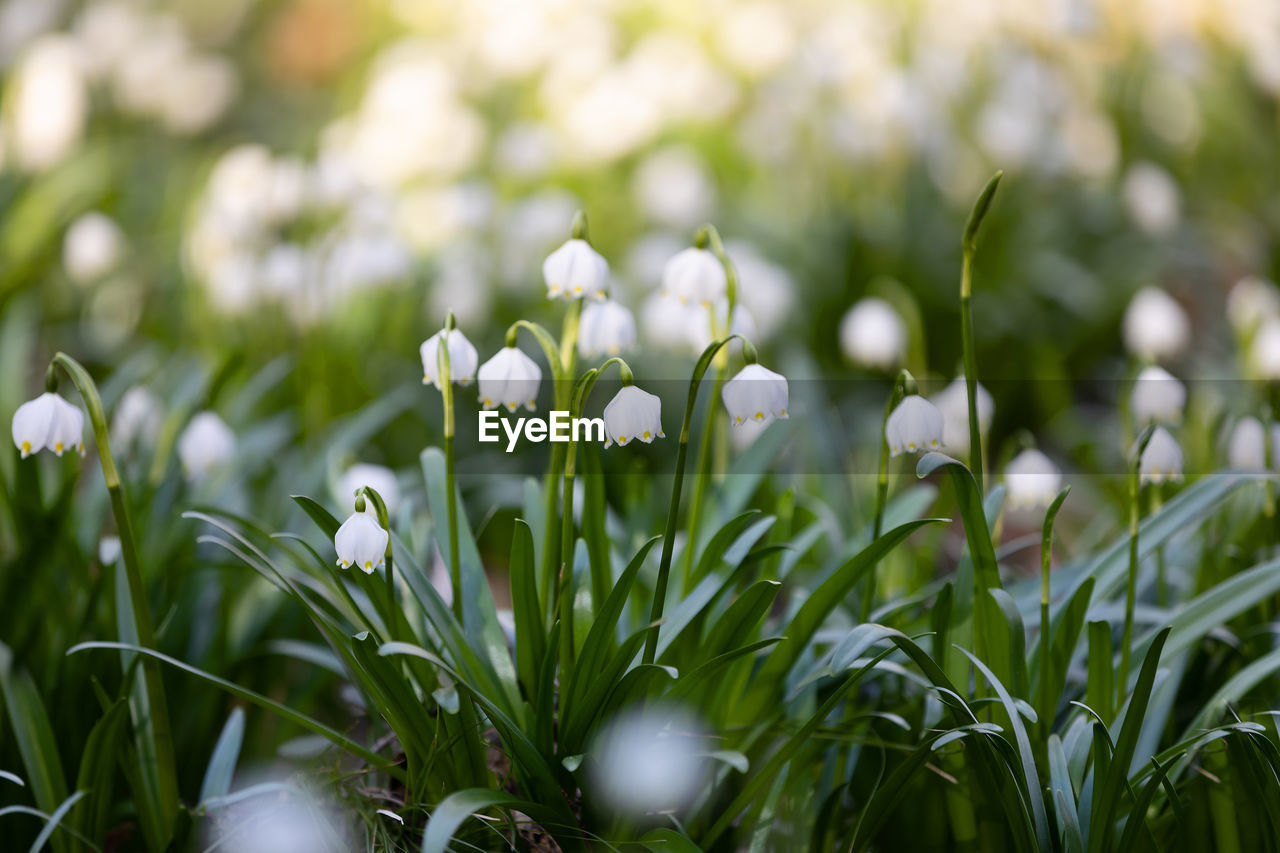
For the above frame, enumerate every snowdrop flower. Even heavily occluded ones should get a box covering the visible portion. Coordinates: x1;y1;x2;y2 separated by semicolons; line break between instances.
603;385;663;447
1122;286;1189;363
885;395;943;457
1130;366;1186;425
338;464;400;515
1226;417;1280;472
9;36;88;172
1249;318;1280;380
11;392;84;458
1004;449;1062;509
478;347;542;412
177;411;235;481
578;300;637;358
1227;275;1280;336
1137;426;1183;486
419;328;478;389
839;298;906;370
334;505;388;574
590;708;708;816
640;291;701;349
722;363;788;426
932;379;993;456
662;247;726;306
111;386;163;449
542;238;609;301
63;212;126;285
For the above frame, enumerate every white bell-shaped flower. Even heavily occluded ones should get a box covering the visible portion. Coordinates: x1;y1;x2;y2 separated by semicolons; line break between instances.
63;212;125;285
177;411;235;481
334;507;389;574
662;247;727;306
338;463;401;515
603;385;664;447
1227;417;1266;471
931;379;993;456
420;328;478;389
578;300;637;358
1130;366;1186;425
722;363;789;426
885;395;943;457
1226;275;1280;336
542;238;609;301
1004;449;1062;509
1249;318;1280;380
111;386;163;449
11;392;84;458
590;708;708;817
1137;426;1183;486
640;291;700;349
1122;286;1189;363
839;298;906;370
478;347;542;412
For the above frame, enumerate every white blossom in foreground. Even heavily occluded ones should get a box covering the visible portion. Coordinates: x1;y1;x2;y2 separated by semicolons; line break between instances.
1137;426;1183;486
111;386;163;449
542;238;609;300
334;507;388;574
885;395;943;457
1250;319;1280;380
1227;275;1280;336
578;300;637;358
11;392;84;458
839;298;906;370
932;379;993;457
1004;449;1062;509
1123;286;1189;363
177;411;235;481
1226;417;1280;472
477;347;542;412
603;385;664;447
662;247;726;306
722;364;788;426
339;464;401;515
64;212;126;285
419;328;478;389
590;708;708;816
1130;366;1186;425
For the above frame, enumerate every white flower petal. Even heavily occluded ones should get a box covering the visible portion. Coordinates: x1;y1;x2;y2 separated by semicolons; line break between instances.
543;238;609;301
885;395;944;457
662;247;726;306
722;363;788;426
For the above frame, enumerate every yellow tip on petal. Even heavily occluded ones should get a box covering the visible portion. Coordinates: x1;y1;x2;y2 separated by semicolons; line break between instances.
619;436;628;444
573;286;583;293
21;441;31;456
754;412;764;421
483;398;492;408
643;431;651;440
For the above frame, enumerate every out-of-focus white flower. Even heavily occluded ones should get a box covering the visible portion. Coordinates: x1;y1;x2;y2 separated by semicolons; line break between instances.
590;708;708;816
493;122;557;178
11;392;84;458
156;54;237;136
717;2;795;77
1130;366;1186;425
723;364;789;426
603;385;663;447
335;507;388;573
203;782;346;853
640;291;701;349
1122;162;1180;236
729;416;773;451
1122;286;1189;363
64;213;126;285
626;232;685;289
579;300;637;358
542;238;609;301
1225;416;1280;471
1004;449;1062;509
177;411;235;481
1227;275;1280;336
1250;318;1280;380
932;379;993;457
726;241;794;341
1137;426;1183;486
632;146;715;229
662;247;726;306
839;298;906;370
98;535;121;566
8;35;88;172
111;386;162;449
420;328;479;389
73;1;146;79
886;395;943;457
478;347;542;412
259;244;309;298
338;464;400;515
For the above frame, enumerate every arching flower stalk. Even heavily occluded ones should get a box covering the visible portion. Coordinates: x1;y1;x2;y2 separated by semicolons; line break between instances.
959;171;1002;495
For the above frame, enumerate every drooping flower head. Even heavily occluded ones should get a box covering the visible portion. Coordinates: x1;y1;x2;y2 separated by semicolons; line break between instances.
839;297;906;370
1137;426;1183;486
1122;286;1188;363
1130;366;1186;425
578;300;637;358
478;346;542;412
12;392;84;458
177;411;235;481
603;385;663;447
334;503;389;574
420;328;478;389
722;363;788;426
662;246;727;306
885;395;943;457
1226;416;1280;472
932;378;993;457
1004;449;1062;509
542;238;609;301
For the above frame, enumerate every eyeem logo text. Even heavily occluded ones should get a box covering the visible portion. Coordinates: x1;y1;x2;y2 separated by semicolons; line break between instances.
479;410;605;453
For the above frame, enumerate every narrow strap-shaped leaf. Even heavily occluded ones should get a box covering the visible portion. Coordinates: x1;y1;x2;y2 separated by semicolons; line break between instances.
421;788;558;853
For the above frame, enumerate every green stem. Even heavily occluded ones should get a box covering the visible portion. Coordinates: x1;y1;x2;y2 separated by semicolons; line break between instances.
1120;426;1153;710
1038;487;1070;752
437;327;461;620
865;372;912;622
959;172;1002;497
51;353;179;846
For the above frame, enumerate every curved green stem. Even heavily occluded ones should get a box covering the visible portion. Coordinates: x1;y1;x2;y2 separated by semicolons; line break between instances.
1120;425;1155;710
1038;486;1070;747
51;352;179;849
960;171;1002;497
863;371;911;622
